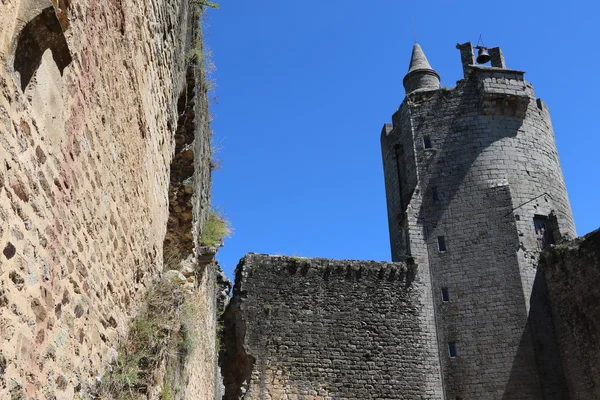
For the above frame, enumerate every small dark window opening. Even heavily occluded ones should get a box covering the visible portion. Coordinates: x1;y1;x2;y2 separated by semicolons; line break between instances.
533;216;554;250
403;228;411;255
438;236;446;252
448;342;457;358
432;187;439;202
442;287;449;302
423;136;432;149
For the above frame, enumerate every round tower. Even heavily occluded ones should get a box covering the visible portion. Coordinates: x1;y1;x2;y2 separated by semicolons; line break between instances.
403;43;440;94
381;41;575;399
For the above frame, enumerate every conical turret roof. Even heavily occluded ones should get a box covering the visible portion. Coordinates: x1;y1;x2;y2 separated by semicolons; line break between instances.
403;43;440;94
407;43;434;73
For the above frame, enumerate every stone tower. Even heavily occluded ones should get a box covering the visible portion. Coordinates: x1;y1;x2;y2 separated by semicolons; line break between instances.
381;42;576;399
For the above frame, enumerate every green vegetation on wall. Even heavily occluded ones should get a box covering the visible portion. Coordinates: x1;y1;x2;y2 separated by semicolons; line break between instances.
200;210;231;247
98;281;189;399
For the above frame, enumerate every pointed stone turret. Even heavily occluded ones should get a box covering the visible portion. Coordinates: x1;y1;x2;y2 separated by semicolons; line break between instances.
403;44;440;94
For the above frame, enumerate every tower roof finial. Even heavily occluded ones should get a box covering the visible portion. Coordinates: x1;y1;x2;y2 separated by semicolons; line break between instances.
403;44;440;94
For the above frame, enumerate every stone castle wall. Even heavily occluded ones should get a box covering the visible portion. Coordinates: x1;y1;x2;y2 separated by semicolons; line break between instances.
220;254;444;400
540;229;600;399
0;1;217;398
380;52;574;398
2;5;596;398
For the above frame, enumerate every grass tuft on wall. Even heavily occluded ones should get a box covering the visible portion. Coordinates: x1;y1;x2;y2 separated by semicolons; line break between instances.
200;211;231;247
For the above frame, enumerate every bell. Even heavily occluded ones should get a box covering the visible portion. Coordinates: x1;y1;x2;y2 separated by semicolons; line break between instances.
476;47;491;64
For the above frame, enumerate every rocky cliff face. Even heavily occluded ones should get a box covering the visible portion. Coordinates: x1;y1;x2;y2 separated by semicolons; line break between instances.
0;1;219;398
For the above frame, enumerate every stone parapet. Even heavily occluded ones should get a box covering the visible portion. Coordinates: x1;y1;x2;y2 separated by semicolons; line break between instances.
220;254;443;400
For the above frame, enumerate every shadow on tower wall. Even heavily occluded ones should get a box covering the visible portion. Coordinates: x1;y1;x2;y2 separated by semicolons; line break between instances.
503;269;569;399
14;7;72;91
401;73;568;397
410;76;522;234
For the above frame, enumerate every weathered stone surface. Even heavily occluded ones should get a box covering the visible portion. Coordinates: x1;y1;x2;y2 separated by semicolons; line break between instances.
164;270;188;285
403;44;440;94
540;229;600;399
0;1;218;398
221;254;443;400
381;42;575;399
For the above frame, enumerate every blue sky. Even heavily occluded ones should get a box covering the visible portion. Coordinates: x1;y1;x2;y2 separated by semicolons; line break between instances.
204;0;600;278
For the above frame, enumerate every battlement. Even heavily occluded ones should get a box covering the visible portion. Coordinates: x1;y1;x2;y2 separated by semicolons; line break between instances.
220;253;442;399
240;253;417;286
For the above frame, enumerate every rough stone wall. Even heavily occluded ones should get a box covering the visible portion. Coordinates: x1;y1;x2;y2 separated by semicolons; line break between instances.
179;256;221;400
381;50;574;399
0;1;217;398
220;254;444;400
540;229;600;400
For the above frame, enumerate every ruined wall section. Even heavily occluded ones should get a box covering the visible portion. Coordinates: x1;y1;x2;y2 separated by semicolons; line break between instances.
540;229;600;400
162;21;218;399
0;1;217;398
220;254;444;400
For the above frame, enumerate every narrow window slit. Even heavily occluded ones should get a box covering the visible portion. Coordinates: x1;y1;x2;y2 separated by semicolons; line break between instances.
442;287;449;302
424;136;432;149
438;236;446;252
448;342;457;358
